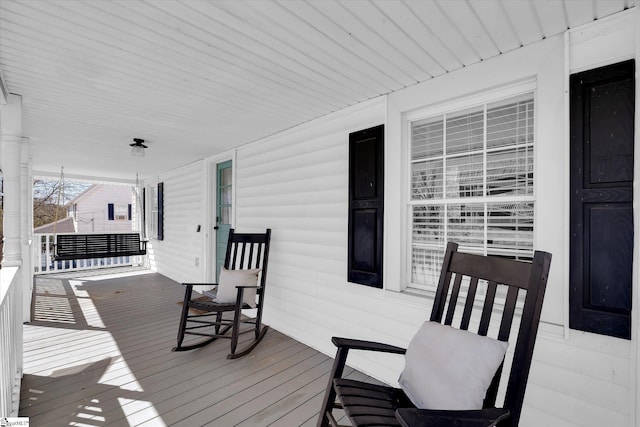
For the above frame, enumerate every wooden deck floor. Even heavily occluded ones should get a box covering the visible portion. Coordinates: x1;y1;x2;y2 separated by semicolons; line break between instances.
20;268;367;426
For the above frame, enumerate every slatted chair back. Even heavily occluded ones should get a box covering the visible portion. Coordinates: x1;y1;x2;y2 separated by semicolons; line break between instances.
430;241;551;425
224;228;271;312
225;230;269;271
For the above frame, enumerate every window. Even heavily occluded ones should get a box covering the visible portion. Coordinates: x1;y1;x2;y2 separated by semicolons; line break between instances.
109;203;130;221
115;204;128;221
147;183;164;240
409;91;535;290
148;186;158;239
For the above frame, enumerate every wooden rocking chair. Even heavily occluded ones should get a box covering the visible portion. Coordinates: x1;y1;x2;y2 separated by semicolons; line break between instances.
317;242;552;427
173;228;271;359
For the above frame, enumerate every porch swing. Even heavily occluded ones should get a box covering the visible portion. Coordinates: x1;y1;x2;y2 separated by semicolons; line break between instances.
51;168;147;261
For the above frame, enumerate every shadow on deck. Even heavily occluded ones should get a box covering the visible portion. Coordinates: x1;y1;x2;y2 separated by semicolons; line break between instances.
20;268;369;426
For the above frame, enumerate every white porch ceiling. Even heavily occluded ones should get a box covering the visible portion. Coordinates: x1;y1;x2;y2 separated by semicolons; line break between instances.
0;0;635;181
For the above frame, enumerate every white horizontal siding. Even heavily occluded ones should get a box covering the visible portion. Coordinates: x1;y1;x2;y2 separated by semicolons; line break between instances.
234;98;429;382
73;184;134;233
146;161;205;284
523;333;633;426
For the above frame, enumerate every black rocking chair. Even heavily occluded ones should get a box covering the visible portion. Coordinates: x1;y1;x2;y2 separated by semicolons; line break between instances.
317;242;552;427
173;228;271;359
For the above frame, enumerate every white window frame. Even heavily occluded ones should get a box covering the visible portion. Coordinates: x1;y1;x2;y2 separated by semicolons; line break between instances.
404;82;537;292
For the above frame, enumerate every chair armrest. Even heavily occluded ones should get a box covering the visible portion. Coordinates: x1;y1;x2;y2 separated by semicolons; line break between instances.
235;285;260;289
395;408;510;427
181;283;219;287
331;337;406;355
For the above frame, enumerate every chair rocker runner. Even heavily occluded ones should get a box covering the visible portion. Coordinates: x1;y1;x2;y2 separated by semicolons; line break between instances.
173;228;271;359
317;242;552;427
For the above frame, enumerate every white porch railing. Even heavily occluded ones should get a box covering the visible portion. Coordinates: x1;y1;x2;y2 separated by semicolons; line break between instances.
33;233;148;275
1;266;22;417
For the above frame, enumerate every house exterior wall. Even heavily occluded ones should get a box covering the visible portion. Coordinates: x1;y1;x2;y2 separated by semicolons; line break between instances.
71;184;134;233
234;97;414;384
146;10;638;426
145;160;206;284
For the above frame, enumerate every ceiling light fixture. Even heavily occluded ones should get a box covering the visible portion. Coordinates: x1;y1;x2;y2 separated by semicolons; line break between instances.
130;138;147;157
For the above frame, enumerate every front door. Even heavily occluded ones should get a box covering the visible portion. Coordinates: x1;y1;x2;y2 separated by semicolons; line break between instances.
215;160;232;281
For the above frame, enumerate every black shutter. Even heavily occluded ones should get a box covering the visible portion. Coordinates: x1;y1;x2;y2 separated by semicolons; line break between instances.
142;187;146;239
157;182;164;241
569;60;635;339
107;203;114;221
348;125;384;288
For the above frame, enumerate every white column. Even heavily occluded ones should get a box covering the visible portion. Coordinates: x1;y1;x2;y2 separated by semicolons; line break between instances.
1;95;30;322
1;94;26;269
1;141;25;268
634;7;640;427
20;146;32;323
0;93;26;377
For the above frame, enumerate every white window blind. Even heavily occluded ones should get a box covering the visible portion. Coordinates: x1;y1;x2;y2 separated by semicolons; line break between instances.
410;92;534;290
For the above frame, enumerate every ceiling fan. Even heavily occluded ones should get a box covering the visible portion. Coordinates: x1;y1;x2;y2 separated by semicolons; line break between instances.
130;138;147;157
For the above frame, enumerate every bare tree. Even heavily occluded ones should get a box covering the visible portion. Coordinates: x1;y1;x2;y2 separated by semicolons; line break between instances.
33;179;90;228
0;176;88;266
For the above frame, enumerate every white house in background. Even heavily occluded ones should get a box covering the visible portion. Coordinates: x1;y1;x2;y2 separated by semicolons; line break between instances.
66;184;134;233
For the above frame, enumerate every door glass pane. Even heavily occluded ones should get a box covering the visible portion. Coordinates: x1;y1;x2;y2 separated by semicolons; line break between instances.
221;206;231;224
221;187;232;205
221;167;232;186
216;160;233;282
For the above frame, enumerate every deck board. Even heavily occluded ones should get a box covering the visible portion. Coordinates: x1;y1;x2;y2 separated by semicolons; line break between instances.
19;268;363;426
